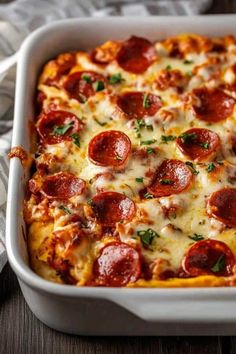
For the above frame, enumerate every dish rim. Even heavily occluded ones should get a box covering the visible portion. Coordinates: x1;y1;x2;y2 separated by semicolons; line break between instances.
6;15;236;300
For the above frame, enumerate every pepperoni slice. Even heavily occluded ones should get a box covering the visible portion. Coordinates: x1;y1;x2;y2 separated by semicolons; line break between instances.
93;242;141;286
116;36;156;74
183;240;235;277
91;192;136;227
176;128;221;162
207;188;236;227
117;92;162;119
192;87;235;122
37;110;84;145
41;172;85;199
147;159;193;197
63;71;106;103
88;130;131;169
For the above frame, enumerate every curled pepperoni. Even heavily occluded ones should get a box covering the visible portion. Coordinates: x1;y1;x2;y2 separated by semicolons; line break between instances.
63;71;106;103
93;242;141;286
176;128;220;162
183;240;235;277
192;87;235;122
147;159;193;197
91;192;136;227
207;188;236;227
116;36;156;74
117;92;162;119
41;172;85;199
88;130;131;169
37;110;84;145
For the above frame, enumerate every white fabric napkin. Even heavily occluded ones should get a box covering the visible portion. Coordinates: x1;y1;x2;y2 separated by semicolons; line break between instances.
0;0;212;272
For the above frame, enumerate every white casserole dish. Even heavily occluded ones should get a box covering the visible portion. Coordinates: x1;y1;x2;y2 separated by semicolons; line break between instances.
6;15;236;335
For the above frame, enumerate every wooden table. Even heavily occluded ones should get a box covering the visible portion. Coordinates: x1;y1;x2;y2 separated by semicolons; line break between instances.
1;1;236;353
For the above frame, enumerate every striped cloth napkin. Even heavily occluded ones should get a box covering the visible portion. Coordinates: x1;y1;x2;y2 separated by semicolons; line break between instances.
0;0;212;272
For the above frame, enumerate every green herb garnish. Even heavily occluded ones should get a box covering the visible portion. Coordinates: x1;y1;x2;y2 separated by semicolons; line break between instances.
70;133;80;147
206;162;215;173
109;73;123;85
185;161;199;175
82;74;92;83
136;177;144;183
134;119;154;138
165;65;172;70
59;205;72;214
211;254;225;273
160;179;173;185
134;119;146;138
140;139;156;146
124;183;135;196
184;60;193;65
199;142;210;149
115;154;123;161
144;192;153;199
146;147;155;154
53;122;74;136
137;228;159;246
78;93;87;103
161;135;176;144
87;198;93;206
179;132;197;144
94;118;107;126
94;80;105;92
188;234;205;242
143;93;151;109
147;124;153;131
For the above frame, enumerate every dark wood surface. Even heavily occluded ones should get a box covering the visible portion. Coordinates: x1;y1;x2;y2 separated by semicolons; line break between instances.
1;0;236;353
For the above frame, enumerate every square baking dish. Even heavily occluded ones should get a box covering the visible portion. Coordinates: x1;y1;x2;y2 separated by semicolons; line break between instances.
6;15;236;336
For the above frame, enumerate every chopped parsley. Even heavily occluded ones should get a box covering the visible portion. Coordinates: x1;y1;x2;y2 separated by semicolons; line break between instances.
140;139;156;146
144;192;153;199
87;198;93;206
53;121;74;136
94;80;105;92
137;228;159;246
78;93;87;103
59;205;72;214
188;234;205;242
147;124;154;131
199;142;210;149
165;64;172;70
134;119;146;138
82;74;92;83
179;132;197;144
146;147;155;154
143;93;151;109
160;179;173;185
124;183;135;196
206;162;215;173
115;153;123;161
184;60;193;65
70;133;80;147
185;161;199;175
134;119;153;138
136;177;144;183
211;254;225;273
94;118;107;126
109;73;123;85
161;135;176;144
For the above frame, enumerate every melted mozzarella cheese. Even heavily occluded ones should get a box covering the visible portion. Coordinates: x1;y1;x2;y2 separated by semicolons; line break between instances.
27;34;236;286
